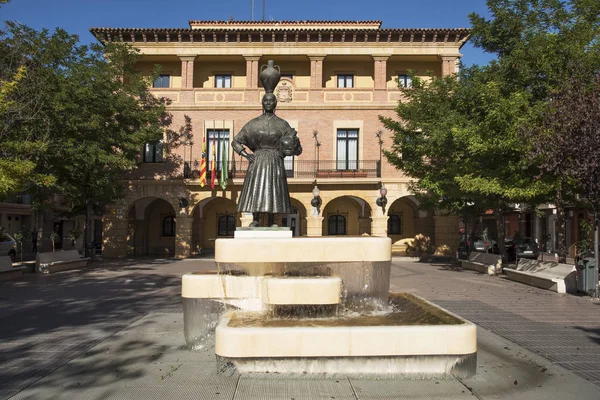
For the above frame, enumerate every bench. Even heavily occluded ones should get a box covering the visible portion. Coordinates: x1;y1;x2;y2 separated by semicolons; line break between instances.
461;252;502;276
503;259;576;294
0;256;26;280
36;250;90;274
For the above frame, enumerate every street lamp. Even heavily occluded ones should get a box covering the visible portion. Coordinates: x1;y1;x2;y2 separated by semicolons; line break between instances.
376;183;388;212
311;185;322;211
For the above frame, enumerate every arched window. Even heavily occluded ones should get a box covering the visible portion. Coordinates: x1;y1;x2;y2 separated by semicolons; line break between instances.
388;213;402;235
217;215;236;237
328;215;346;235
162;216;176;237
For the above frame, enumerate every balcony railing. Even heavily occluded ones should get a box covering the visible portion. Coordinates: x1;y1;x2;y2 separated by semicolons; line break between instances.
184;160;381;180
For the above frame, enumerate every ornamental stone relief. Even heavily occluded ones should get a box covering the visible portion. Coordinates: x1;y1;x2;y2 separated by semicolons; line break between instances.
275;81;293;103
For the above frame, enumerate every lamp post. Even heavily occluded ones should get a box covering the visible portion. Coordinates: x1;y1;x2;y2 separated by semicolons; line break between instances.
312;130;321;176
376;183;388;212
376;130;383;178
311;185;322;213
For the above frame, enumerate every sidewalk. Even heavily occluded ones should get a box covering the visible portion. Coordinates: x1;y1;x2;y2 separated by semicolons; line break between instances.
1;257;599;399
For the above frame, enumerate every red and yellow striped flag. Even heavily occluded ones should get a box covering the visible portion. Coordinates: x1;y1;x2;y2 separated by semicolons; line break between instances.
199;135;207;187
210;137;216;190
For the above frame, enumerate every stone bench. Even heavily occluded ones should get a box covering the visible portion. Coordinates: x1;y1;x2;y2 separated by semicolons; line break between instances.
504;259;576;294
461;252;502;276
0;256;26;280
36;250;90;274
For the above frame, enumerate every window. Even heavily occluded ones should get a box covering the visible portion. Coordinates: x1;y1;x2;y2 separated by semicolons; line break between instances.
143;142;163;163
162;216;175;237
328;215;347;235
336;129;358;170
217;215;236;237
337;74;354;88
207;129;230;171
215;75;232;88
397;74;412;88
284;155;294;177
153;75;170;88
388;213;403;235
280;73;294;80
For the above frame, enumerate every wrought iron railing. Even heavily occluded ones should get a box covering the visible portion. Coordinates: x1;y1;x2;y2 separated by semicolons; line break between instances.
183;159;381;180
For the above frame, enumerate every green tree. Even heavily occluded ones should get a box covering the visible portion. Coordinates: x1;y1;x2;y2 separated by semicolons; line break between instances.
0;23;191;253
381;68;549;260
469;0;600;261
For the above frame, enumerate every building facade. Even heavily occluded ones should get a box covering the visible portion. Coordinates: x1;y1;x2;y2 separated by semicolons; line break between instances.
90;20;470;258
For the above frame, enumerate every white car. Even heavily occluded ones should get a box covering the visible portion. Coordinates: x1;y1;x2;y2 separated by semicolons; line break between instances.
0;232;17;262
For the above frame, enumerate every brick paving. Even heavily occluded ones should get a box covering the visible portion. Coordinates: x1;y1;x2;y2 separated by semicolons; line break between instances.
1;256;600;398
391;258;600;386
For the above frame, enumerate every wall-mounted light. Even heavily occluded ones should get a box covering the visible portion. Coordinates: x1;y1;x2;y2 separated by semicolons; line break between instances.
179;197;189;208
311;185;322;211
376;183;388;211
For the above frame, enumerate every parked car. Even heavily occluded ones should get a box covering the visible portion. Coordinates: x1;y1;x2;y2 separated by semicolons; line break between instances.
0;232;17;262
515;237;539;260
474;236;496;253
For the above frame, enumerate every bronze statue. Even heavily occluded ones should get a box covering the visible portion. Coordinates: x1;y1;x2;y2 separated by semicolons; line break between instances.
231;60;302;227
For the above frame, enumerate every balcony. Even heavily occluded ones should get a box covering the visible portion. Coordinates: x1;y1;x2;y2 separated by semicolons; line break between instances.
184;160;381;181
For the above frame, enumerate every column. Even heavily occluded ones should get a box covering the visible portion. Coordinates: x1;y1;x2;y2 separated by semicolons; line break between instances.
439;56;458;76
359;217;372;235
373;55;389;89
134;219;146;256
433;215;461;256
175;215;193;259
306;216;323;237
244;56;261;89
102;211;129;258
179;56;196;88
308;56;325;89
371;216;389;237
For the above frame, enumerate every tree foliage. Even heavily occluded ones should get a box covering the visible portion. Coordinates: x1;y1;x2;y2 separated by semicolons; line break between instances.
0;22;188;214
382;0;600;260
535;70;600;205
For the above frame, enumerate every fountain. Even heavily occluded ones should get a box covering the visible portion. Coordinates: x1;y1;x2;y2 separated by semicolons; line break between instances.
181;60;476;378
182;229;476;378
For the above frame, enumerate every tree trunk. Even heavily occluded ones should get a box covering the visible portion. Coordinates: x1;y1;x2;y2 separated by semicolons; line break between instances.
85;201;92;258
555;190;567;263
495;206;506;262
594;202;599;298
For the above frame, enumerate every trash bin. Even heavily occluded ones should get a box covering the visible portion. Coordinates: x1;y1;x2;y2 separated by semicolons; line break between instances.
576;257;596;294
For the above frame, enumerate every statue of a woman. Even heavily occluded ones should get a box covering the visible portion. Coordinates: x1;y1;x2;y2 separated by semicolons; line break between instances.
231;61;302;227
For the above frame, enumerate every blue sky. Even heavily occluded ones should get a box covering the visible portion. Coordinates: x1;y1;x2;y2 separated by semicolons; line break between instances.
1;0;495;66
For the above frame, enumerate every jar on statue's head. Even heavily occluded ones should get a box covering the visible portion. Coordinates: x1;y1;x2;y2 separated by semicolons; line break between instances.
260;60;281;94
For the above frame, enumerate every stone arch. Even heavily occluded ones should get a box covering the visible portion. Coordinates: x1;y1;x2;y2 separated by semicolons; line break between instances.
284;197;308;236
321;195;370;236
386;195;435;244
191;196;239;252
127;197;177;257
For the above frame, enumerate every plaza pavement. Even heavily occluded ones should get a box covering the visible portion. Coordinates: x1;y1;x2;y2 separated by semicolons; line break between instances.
1;256;600;399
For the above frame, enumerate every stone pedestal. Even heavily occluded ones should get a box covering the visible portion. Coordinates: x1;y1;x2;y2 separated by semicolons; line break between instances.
371;215;389;237
306;216;323;237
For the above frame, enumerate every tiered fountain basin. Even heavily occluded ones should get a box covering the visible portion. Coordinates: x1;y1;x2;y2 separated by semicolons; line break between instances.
215;293;476;377
182;234;477;378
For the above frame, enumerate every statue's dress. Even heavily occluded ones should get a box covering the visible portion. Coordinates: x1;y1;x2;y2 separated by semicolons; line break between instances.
231;113;301;213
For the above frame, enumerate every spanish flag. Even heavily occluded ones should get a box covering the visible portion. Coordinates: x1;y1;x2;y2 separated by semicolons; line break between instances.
210;137;216;190
199;135;207;187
